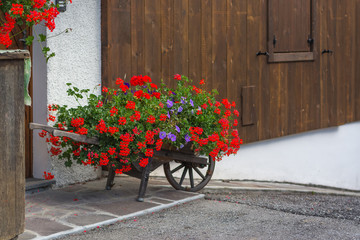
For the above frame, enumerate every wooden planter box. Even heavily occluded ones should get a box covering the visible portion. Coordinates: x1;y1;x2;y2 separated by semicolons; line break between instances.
0;50;30;240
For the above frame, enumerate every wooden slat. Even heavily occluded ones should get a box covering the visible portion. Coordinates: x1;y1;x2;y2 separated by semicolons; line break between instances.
106;0;132;86
270;52;314;62
335;1;346;125
246;0;262;142
0;58;25;239
344;0;356;123
25;85;33;178
287;62;301;134
201;0;212;90
212;0;227;98
188;0;202;82
241;86;256;126
0;50;30;59
101;0;111;86
29;123;100;145
173;0;189;78
154;150;208;165
303;0;321;132
160;0;174;84
131;0;145;76
226;0;247;136
53;130;99;145
356;0;360;121
144;0;162;83
319;0;329;128
269;63;289;138
320;0;338;128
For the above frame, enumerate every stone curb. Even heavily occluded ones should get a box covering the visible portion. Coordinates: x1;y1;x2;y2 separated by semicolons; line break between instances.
149;183;360;197
200;186;360;197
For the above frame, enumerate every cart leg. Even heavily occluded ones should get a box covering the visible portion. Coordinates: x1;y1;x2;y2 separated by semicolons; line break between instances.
106;167;116;190
137;157;153;202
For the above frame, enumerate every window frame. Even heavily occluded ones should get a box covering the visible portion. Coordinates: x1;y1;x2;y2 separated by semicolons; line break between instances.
267;0;317;63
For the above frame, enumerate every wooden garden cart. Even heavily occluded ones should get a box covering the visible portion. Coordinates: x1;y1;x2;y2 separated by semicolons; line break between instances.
30;123;215;201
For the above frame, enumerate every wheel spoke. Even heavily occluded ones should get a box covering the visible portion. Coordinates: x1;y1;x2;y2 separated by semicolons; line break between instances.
171;164;184;174
193;167;206;180
179;167;188;186
189;168;194;188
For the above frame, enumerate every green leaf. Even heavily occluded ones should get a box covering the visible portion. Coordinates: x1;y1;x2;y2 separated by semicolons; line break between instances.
39;34;47;42
25;36;34;46
42;47;50;55
46;52;56;62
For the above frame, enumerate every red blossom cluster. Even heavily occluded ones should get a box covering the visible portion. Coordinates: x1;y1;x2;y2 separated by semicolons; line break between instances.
43;171;54;180
115;165;131;174
139;158;149;167
0;1;66;48
187;96;242;160
130;75;152;86
147;115;156;124
96;119;107;133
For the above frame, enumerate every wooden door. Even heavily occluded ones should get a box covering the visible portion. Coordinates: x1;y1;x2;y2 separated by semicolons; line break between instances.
0;11;33;178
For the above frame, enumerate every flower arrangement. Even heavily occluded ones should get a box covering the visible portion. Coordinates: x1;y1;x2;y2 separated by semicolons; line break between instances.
0;0;72;59
40;75;242;175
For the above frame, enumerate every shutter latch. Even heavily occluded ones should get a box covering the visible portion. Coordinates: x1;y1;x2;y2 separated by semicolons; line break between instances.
307;36;314;45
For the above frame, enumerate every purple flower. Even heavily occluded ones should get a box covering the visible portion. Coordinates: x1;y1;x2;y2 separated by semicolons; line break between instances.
124;83;130;88
180;144;184;149
167;132;177;142
181;97;186;104
175;125;180;133
167;111;171;119
159;131;167;139
178;106;183;113
185;134;191;143
170;134;176;142
190;99;194;107
167;100;174;108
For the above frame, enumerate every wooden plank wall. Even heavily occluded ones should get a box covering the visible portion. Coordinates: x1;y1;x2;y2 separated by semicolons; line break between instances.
0;54;27;240
0;11;33;178
102;0;360;144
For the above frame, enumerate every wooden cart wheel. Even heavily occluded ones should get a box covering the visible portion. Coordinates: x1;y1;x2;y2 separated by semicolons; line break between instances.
163;156;215;192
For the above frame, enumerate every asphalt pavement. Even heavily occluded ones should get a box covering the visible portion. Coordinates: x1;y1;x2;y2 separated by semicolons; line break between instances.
20;176;360;240
56;190;360;240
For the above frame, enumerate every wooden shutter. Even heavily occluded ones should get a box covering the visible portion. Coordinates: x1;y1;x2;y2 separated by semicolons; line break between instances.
268;0;315;62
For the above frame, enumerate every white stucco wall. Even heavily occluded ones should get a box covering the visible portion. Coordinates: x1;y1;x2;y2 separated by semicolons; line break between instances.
153;121;360;191
33;0;102;186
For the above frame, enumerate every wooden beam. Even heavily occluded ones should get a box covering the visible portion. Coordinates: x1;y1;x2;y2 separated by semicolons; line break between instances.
29;123;99;145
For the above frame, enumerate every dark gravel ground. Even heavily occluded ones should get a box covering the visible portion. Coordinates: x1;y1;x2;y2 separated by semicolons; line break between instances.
57;190;360;240
204;190;360;224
